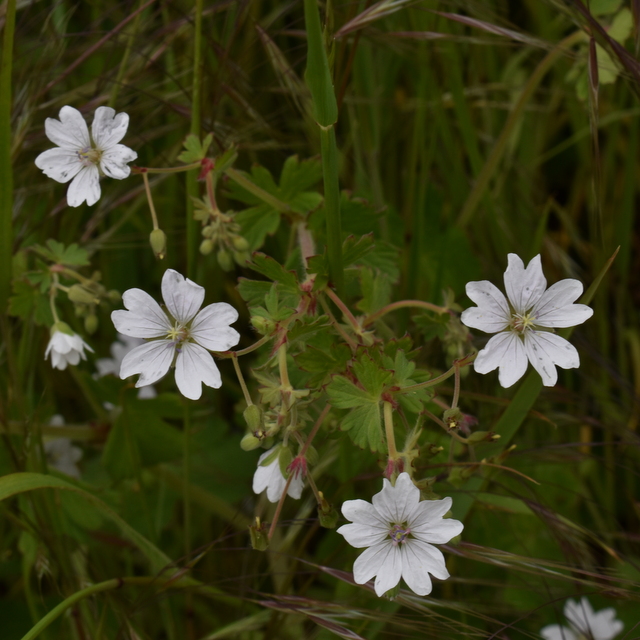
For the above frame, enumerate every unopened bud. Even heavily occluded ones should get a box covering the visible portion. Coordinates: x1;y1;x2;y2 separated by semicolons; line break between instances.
84;314;98;335
243;404;263;431
233;251;250;266
318;494;339;528
200;239;214;255
249;517;269;551
232;235;249;251
202;225;215;238
217;248;234;271
149;229;167;260
467;431;500;444
240;433;261;451
251;315;275;335
107;290;121;304
68;284;98;305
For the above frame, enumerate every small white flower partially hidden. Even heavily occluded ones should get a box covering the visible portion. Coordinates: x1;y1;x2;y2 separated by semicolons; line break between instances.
111;269;240;400
35;106;137;207
45;415;82;479
337;472;463;597
45;322;93;370
461;254;593;388
95;334;156;399
252;446;304;503
541;597;623;640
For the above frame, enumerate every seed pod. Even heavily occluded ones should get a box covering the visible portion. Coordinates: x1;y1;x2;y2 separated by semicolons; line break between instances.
240;433;261;451
200;239;214;255
217;248;234;271
249;517;269;551
149;229;167;260
243;404;263;431
68;284;98;305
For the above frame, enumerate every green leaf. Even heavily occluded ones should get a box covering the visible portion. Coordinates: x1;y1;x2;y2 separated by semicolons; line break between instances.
42;239;90;266
237;278;272;307
178;132;213;163
339;403;383;452
235;204;281;250
327;375;374;409
287;316;331;344
248;253;299;293
295;340;352;387
8;280;54;326
279;155;323;197
357;267;391;314
102;392;184;481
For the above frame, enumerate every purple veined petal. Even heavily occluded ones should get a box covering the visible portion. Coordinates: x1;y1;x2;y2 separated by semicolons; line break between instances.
540;624;577;640
337;522;389;549
100;144;137;180
372;473;420;524
35;148;84;184
190;303;240;351
112;289;171;338
66;166;101;207
352;541;392;586
524;331;579;387
44;106;91;149
532;279;593;328
504;254;547;314
342;498;390;529
373;542;403;596
474;332;528;388
174;342;222;400
161;269;205;324
463;280;510;326
119;340;174;387
91;107;130;149
399;541;435;596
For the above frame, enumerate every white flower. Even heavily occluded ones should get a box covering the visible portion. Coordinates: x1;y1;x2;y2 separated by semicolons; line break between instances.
337;472;463;597
461;254;593;388
111;269;240;400
252;446;304;503
45;323;93;370
541;597;623;640
96;334;156;399
44;415;82;478
35;106;137;207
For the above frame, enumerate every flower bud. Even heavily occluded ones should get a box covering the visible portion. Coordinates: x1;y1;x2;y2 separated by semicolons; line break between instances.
243;404;263;431
317;493;339;528
232;235;249;251
240;433;261;451
202;225;215;238
107;290;122;304
200;239;214;255
217;248;234;271
68;284;98;305
84;314;98;335
249;517;269;551
467;431;500;444
149;229;167;260
251;315;275;335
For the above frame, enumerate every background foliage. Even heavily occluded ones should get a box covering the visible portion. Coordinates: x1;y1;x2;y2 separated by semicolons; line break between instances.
1;0;640;638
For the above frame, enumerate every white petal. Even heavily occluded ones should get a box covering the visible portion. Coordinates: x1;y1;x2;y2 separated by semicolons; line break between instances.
532;280;593;328
51;350;67;370
287;473;304;500
342;499;389;529
399;542;435;596
112;289;171;338
372;473;419;524
540;624;576;640
190;303;240;351
504;254;547;314
91;107;129;149
44;106;90;149
474;332;528;388
524;331;579;387
462;281;510;333
174;343;222;400
373;543;403;596
119;340;174;387
35;148;83;184
412;519;463;544
408;496;453;529
337;522;388;549
253;457;287;503
161;269;204;324
352;541;392;586
100;144;137;179
67;166;100;207
405;539;449;580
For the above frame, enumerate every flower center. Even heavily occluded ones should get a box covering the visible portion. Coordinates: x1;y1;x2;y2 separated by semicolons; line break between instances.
389;523;411;546
76;146;102;167
510;312;536;334
166;324;191;351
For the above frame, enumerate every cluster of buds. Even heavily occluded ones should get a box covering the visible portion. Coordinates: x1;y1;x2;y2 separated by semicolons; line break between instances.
193;198;251;270
65;271;120;335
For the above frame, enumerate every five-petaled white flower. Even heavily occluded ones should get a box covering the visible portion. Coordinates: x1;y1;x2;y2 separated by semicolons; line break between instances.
252;446;304;503
337;472;463;597
461;254;593;388
111;269;240;400
35;106;137;207
45;322;93;370
541;597;623;640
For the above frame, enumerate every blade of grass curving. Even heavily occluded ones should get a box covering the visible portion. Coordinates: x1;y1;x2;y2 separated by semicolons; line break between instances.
0;0;15;313
304;0;343;296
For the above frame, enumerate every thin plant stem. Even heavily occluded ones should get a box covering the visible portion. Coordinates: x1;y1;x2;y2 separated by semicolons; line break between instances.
142;171;159;230
132;162;201;174
318;296;358;350
363;300;449;328
383;401;397;460
451;364;461;411
299;405;331;458
231;353;252;406
225;167;290;212
268;473;294;541
324;288;360;332
214;334;272;358
402;353;476;393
